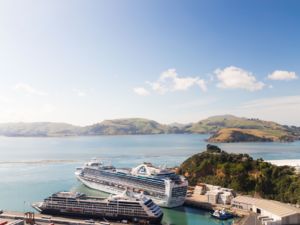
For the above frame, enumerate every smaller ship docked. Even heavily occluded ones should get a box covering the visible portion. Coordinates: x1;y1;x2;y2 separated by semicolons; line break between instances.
211;209;234;220
32;191;163;224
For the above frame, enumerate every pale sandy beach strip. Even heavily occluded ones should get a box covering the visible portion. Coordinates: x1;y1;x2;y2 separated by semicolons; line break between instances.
267;159;300;167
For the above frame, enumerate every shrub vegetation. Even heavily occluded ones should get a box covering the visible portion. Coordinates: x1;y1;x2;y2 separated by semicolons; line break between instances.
178;144;300;204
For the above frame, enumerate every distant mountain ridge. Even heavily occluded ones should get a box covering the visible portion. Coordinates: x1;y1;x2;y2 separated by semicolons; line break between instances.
82;118;168;135
0;122;81;137
0;115;299;142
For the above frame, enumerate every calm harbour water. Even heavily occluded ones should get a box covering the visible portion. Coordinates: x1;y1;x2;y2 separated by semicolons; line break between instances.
0;134;300;225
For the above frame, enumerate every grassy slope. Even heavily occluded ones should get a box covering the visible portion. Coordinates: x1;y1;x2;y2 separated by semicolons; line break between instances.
0;118;169;136
82;118;168;135
0;122;82;137
187;115;296;142
0;115;298;138
208;128;291;142
186;115;285;133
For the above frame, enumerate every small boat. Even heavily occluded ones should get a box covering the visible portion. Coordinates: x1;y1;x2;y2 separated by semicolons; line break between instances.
211;209;234;220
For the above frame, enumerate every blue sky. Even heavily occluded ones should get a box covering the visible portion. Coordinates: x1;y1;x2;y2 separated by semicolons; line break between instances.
0;0;300;125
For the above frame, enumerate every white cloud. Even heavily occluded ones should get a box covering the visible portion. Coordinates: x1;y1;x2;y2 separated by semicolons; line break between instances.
240;95;300;109
197;80;207;92
0;95;12;103
41;103;56;113
268;70;298;80
13;83;47;96
233;95;300;125
215;66;265;91
133;87;150;96
148;69;207;94
73;89;87;97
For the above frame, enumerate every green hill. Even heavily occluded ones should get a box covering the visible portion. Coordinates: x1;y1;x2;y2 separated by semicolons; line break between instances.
178;144;300;204
186;115;286;133
187;115;300;142
82;118;168;135
207;128;294;142
0;119;168;137
0;115;299;139
0;122;81;137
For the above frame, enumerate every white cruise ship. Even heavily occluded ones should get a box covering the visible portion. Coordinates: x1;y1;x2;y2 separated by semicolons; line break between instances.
75;159;188;208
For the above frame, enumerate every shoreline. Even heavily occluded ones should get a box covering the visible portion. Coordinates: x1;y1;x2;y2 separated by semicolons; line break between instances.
0;211;130;225
267;159;300;167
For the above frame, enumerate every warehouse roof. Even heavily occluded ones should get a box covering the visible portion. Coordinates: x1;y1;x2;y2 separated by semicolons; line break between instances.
232;196;300;217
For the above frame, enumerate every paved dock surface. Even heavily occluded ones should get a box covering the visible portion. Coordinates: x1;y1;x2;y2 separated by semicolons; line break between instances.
0;211;131;225
185;194;231;211
185;193;250;224
241;213;262;225
184;194;213;210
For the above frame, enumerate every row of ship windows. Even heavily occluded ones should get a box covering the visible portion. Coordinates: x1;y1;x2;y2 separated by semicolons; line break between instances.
76;211;147;217
83;176;165;196
46;200;141;207
84;174;165;190
53;207;147;216
171;187;187;197
47;203;144;210
51;205;147;212
83;169;166;187
85;168;166;183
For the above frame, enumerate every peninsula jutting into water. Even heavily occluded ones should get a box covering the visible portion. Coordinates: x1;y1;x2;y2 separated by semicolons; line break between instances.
179;144;300;205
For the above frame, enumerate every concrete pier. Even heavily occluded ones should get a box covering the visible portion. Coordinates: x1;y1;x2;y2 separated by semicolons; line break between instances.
0;211;131;225
184;193;247;219
184;195;214;210
184;194;233;211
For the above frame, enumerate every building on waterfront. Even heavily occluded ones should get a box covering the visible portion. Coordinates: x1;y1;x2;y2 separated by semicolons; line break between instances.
194;184;206;195
206;190;219;204
205;184;221;191
206;190;234;205
231;196;300;225
193;183;235;205
218;191;234;205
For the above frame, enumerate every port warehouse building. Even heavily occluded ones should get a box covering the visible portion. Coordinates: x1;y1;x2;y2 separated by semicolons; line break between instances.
232;196;300;225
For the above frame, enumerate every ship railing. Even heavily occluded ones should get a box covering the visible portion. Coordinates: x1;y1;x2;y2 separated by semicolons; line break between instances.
95;175;165;187
83;169;166;186
81;179;167;200
46;202;147;213
84;174;165;190
83;175;166;194
47;202;155;218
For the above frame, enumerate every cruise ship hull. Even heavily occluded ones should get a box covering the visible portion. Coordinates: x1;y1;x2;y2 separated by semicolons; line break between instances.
36;208;163;224
77;175;186;208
